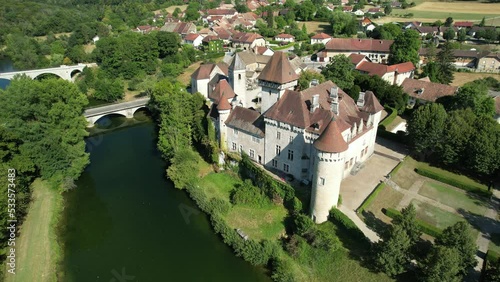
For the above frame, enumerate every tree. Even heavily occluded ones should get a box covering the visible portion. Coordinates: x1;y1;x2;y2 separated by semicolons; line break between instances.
443;29;456;41
392;204;421;246
371;23;402;40
457;28;467;42
440;109;475;166
434;42;455;84
156;31;180;58
330;11;358;36
349;85;361;102
407;103;448;158
93;76;124;102
321;54;355;90
445;17;454;27
421;246;462;282
389;29;421;65
479;17;486;27
435;221;477;275
298;70;325;90
384;4;392;15
296;0;317;21
484;257;500;282
375;224;411;277
167;147;201;189
465;116;500;176
444;84;494;116
421;62;440;83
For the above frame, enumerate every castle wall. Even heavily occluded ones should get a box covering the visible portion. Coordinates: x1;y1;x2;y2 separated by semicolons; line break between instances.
226;127;265;163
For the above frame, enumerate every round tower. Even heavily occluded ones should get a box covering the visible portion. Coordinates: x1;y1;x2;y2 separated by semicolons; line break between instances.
217;95;232;151
310;119;348;223
228;53;247;106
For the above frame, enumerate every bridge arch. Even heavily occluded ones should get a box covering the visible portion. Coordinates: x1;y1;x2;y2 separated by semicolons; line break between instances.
70;69;82;79
33;72;64;80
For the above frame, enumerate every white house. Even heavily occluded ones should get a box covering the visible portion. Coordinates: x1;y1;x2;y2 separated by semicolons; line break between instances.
310;33;332;45
184;33;203;48
274;33;295;43
325;38;394;64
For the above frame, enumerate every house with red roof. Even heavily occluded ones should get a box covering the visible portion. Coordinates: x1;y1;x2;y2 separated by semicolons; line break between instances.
351;55;415;85
324;38;394;63
274;33;295;43
184;33;203;48
454;21;474;29
401;77;458;107
231;32;265;50
311;33;332;45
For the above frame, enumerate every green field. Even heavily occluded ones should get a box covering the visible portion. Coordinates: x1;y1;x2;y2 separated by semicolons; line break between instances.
411;199;464;230
5;179;62;282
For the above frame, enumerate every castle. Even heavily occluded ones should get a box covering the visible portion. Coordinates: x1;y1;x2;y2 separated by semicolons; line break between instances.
192;51;383;223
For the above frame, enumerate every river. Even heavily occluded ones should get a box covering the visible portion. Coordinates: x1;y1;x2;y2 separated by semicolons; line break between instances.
59;114;271;281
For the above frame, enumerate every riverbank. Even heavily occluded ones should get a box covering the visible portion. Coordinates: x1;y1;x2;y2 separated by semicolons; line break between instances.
5;179;63;282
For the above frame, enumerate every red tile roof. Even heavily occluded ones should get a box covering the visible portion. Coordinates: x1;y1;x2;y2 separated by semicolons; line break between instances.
313;119;348;153
454;21;474;27
359;91;383;114
232;32;263;43
184;33;201;41
387;62;415;74
401;78;458;102
325;38;394;53
348;53;368;65
258;51;299;84
191;63;228;80
207;8;236;16
275;33;294;39
311;32;332;39
209;79;236;103
217;95;232;110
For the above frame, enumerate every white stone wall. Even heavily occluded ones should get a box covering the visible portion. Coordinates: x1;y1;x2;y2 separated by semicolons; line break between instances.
226;127;265;163
310;151;345;223
218;110;230;150
394;71;413;86
327;51;389;64
192;78;209;98
229;68;247;105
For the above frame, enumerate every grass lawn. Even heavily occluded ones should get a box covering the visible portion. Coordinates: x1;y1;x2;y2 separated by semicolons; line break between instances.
6;179;62;282
391;157;422;190
286;221;393;282
364;184;405;222
199;172;288;241
299;21;332;34
451;72;500;87
418;181;487;215
411;199;464;230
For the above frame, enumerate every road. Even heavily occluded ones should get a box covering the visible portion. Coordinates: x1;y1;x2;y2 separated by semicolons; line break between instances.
84;97;150;117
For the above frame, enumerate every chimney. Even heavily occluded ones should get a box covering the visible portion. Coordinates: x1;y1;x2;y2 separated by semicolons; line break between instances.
309;79;319;88
330;86;338;101
310;94;319;113
357;92;366;107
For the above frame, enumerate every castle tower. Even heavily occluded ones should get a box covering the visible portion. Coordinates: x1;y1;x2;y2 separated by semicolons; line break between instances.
258;51;298;113
217;95;232;150
229;53;247;106
310;119;348;223
357;91;384;157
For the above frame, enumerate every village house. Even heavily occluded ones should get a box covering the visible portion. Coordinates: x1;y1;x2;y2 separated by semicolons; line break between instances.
160;22;197;38
184;33;204;48
231;32;266;50
477;52;500;73
134;25;157;34
353;9;365;17
411;26;438;37
349;54;415;85
254;46;274;56
311;33;332;45
454;21;474;29
190;62;229;100
367;7;383;15
343;6;353;12
324;38;394;63
274;33;295;43
208;51;384;223
401;77;458;107
468;26;496;37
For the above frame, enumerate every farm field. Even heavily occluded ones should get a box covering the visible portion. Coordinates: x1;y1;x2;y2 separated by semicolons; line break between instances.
452;72;500;87
300;21;332;34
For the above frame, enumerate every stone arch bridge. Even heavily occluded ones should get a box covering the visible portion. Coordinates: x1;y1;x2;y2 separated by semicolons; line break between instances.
84;97;150;127
0;63;97;82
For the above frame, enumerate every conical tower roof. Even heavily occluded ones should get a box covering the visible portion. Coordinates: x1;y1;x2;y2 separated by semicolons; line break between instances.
229;53;246;71
257;51;299;84
313;119;348;153
217;94;232;111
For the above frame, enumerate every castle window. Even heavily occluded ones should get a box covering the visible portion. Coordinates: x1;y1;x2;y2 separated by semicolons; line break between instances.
289;136;293;144
249;149;255;159
283;163;290;173
319;177;325;186
232;142;237;151
345;162;349;169
272;159;278;168
349;158;353;167
364;147;368;155
276;145;281;156
277;131;281;140
239;145;243;152
238;74;242;80
288;150;294;161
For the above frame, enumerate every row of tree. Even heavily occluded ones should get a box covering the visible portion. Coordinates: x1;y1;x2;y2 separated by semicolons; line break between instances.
0;77;90;279
375;204;478;281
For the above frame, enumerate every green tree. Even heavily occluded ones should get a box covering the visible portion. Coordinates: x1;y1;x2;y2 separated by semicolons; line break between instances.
375;224;411;277
330;11;358;36
389;29;421;65
392;203;421;246
167;147;201;189
321;54;355;90
465;116;500;176
407;103;448;158
435;221;477;275
421;62;440;83
296;0;317;21
479;17;486;27
443;29;456;41
446;84;494;116
434;42;455;84
457;28;467;42
421;246;462;282
156;31;181;58
371;23;402;40
440;109;475;166
484;257;500;282
298;70;325;90
93;76;124;102
384;4;392;15
445;17;454;27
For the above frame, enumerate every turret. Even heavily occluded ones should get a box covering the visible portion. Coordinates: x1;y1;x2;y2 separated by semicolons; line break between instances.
229;53;247;106
310;119;348;223
217;95;232;150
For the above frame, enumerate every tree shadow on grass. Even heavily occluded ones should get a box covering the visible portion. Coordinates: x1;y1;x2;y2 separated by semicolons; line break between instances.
465;189;499;211
361;210;391;240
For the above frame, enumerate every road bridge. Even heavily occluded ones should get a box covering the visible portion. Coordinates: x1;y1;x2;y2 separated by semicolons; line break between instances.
0;63;97;82
84;97;150;127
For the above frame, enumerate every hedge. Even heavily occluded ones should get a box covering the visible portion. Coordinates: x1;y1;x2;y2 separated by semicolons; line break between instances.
239;154;300;213
329;208;367;242
357;182;386;214
415;168;491;197
384;208;442;238
482;250;500;281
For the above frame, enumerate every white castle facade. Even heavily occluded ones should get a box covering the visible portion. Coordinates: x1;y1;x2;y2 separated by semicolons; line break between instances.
192;51;383;223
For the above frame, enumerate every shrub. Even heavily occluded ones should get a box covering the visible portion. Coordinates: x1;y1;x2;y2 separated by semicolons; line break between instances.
329;208;367;242
303;228;341;252
291;197;303;214
384;208;442;238
293;214;314;236
271;256;297;282
230;180;270;207
415;168;491;197
357;182;385;214
208;198;231;215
